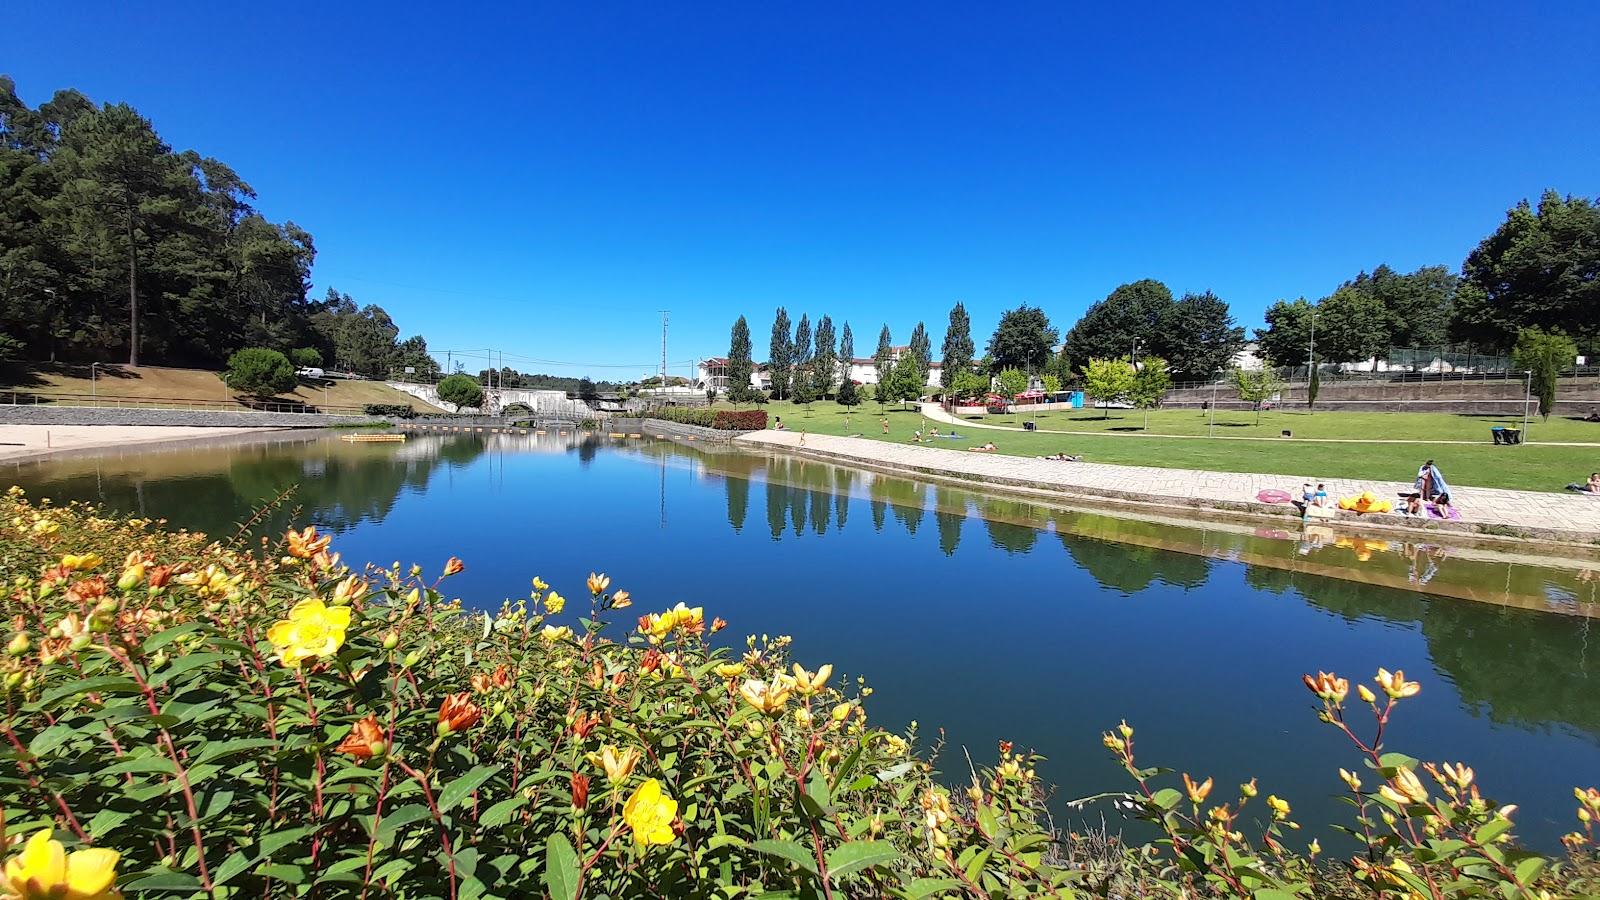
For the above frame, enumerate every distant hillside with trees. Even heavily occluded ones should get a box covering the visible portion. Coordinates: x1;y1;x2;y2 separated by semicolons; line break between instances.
0;77;438;379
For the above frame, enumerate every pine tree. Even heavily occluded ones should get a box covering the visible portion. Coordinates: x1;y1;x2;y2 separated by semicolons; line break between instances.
811;315;836;398
940;302;974;390
767;307;793;400
908;321;931;388
726;316;755;403
873;325;893;387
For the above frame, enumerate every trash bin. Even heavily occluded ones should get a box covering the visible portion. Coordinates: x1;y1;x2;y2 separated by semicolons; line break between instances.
1491;427;1505;444
1492;427;1523;445
1023;421;1036;432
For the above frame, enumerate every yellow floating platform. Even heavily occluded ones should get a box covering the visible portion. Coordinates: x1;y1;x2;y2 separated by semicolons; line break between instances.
341;433;406;443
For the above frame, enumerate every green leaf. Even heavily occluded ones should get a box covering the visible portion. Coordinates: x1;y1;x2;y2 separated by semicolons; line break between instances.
210;850;256;887
479;796;526;828
543;833;579;900
39;676;140;707
258;825;317;859
192;738;279;765
148;652;230;687
1252;890;1302;900
141;623;205;653
123;870;203;891
825;840;898;879
875;762;914;783
28;724;78;757
438;764;501;812
1151;787;1183;810
374;804;433;844
1475;818;1513;845
1514;856;1546;885
752;839;819;876
899;877;961;899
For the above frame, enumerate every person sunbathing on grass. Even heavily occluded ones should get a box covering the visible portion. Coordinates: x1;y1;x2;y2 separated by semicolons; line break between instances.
968;442;998;452
1038;452;1081;461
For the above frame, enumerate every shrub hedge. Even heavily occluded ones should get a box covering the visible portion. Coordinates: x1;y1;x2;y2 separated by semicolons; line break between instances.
363;403;418;419
643;407;768;431
711;410;768;431
0;490;1596;899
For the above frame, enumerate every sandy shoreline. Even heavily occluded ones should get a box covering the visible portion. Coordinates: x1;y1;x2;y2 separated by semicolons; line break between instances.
0;424;291;462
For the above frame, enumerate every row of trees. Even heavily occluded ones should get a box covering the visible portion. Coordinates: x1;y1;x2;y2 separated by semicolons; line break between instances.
1256;191;1600;367
0;79;438;379
725;190;1596;404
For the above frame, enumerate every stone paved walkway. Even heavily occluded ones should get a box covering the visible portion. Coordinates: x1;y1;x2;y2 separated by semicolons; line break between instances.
736;430;1600;542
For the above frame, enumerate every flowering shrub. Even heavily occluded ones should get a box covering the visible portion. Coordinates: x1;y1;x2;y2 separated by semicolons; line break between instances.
0;488;1596;898
711;410;769;431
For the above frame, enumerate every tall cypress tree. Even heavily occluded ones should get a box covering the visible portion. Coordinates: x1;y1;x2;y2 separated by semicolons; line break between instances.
726;315;754;402
940;302;974;390
792;314;813;401
874;324;893;387
908;321;931;388
812;315;836;398
767;307;793;400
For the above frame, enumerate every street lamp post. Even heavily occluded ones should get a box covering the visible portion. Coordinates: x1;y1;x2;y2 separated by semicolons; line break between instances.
90;362;100;404
1208;371;1219;437
1522;370;1533;443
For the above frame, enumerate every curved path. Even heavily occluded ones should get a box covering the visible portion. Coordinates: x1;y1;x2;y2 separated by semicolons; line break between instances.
738;429;1600;544
917;403;1600;447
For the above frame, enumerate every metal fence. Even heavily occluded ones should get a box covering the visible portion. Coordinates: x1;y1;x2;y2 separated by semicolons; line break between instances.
4;391;371;416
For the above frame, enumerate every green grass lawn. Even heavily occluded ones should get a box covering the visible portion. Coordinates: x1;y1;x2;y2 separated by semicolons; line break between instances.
742;401;1599;493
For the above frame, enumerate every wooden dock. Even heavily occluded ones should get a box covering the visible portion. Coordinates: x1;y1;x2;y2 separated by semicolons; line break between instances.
340;433;406;443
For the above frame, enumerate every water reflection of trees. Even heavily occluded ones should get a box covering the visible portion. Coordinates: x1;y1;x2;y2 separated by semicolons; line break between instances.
1245;570;1599;739
18;434;489;538
693;448;1600;743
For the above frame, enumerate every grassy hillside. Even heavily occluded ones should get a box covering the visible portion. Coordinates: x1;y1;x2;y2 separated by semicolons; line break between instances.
0;363;442;413
742;400;1598;492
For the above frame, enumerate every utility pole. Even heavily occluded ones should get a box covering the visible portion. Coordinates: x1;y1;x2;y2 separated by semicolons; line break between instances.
1307;308;1316;380
659;310;670;394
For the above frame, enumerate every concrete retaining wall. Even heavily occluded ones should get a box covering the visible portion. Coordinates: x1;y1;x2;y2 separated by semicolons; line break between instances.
1164;376;1600;416
615;418;745;443
0;406;378;428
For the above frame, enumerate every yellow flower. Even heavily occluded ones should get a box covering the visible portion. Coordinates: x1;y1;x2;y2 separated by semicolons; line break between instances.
590;744;640;783
831;702;854;723
31;519;60;537
623;778;678;847
739;677;792;715
587;572;611;595
1357;684;1376;704
790;663;833;695
60;553;103;571
266;598;352;667
332;575;368;604
531;576;549;591
545;591;566;615
540;625;573;642
1267;795;1291;819
1375;668;1421;699
1183;773;1214;804
1379;768;1429;805
0;828;121;900
714;662;746;679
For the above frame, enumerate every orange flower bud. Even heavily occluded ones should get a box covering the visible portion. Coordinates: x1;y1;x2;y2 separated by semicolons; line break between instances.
711;617;728;633
286;526;331;559
570;772;590;811
1184;773;1214;804
572;711;601;739
337;715;387;759
438;692;482;734
442;557;465;577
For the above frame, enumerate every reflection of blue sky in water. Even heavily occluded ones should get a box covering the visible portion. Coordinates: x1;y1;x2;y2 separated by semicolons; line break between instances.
9;432;1599;850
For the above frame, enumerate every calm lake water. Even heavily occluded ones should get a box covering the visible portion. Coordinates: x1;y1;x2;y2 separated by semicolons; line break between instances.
8;431;1600;849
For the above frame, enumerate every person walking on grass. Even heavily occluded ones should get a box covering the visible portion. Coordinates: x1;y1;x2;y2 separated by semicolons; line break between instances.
880;417;889;435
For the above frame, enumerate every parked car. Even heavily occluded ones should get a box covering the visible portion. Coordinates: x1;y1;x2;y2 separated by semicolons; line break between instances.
296;367;325;378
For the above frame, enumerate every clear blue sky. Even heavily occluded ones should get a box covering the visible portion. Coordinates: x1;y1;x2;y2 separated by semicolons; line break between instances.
8;1;1598;378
